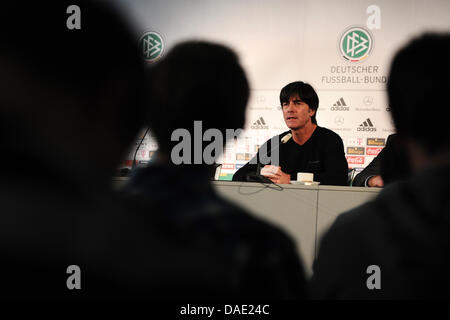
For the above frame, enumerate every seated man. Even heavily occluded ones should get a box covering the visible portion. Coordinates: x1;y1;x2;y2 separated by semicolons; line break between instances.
125;41;307;299
233;81;348;186
310;33;450;299
352;133;411;187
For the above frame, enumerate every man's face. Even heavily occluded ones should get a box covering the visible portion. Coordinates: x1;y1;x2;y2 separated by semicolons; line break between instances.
281;93;315;130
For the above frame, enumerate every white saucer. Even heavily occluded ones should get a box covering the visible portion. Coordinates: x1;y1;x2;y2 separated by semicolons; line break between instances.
290;181;320;186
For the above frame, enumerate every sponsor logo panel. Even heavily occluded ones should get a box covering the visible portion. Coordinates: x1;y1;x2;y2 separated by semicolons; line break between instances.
347;147;365;155
367;138;386;146
363;96;373;106
236;153;252;161
357;118;377;132
366;147;383;156
251;117;269;129
319;25;387;88
218;173;234;181
139;31;164;63
221;163;235;170
334;115;345;126
339;26;373;63
347;137;364;146
346;156;365;165
331;97;349;111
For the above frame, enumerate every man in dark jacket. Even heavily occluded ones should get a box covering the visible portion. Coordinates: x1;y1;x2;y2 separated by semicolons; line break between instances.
310;33;450;299
352;133;411;187
125;42;307;299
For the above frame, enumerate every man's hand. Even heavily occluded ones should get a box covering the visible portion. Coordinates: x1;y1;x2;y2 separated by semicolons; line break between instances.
261;165;291;184
367;175;384;187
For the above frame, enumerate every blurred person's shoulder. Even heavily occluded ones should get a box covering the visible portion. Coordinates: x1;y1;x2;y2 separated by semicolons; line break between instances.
205;192;300;253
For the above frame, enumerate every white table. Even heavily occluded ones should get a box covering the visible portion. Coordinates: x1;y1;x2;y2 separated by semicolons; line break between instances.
112;177;380;275
213;181;380;275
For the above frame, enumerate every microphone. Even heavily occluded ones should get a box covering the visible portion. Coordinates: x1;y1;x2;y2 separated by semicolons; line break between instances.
131;127;150;171
248;132;292;183
281;132;293;144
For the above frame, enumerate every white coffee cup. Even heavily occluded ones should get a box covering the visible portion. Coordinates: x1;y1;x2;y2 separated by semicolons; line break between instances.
297;172;314;183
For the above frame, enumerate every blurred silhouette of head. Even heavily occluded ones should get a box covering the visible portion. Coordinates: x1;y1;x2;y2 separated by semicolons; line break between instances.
0;1;145;190
388;33;450;168
146;41;249;159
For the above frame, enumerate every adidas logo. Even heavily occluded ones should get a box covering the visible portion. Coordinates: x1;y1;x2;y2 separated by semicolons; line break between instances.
331;97;349;111
251;117;269;129
253;117;266;126
357;118;377;132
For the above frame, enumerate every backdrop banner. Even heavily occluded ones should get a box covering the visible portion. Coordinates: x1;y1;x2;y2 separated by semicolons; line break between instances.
117;0;450;180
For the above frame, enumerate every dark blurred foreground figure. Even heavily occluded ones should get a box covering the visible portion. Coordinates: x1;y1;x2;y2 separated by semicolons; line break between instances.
125;41;307;299
310;33;450;299
0;1;164;298
352;133;411;187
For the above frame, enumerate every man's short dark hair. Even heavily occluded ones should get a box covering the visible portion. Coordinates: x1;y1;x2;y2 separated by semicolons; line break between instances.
279;81;319;125
388;33;450;155
147;41;249;152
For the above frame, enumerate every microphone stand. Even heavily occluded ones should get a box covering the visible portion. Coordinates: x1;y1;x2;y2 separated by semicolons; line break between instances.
132;127;150;171
246;132;292;184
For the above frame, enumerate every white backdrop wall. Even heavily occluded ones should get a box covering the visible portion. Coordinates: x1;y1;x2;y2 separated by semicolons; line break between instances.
117;0;450;180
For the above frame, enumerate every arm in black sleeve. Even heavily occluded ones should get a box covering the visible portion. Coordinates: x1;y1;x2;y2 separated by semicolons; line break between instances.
316;133;348;186
232;158;258;181
353;134;399;187
352;149;384;187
